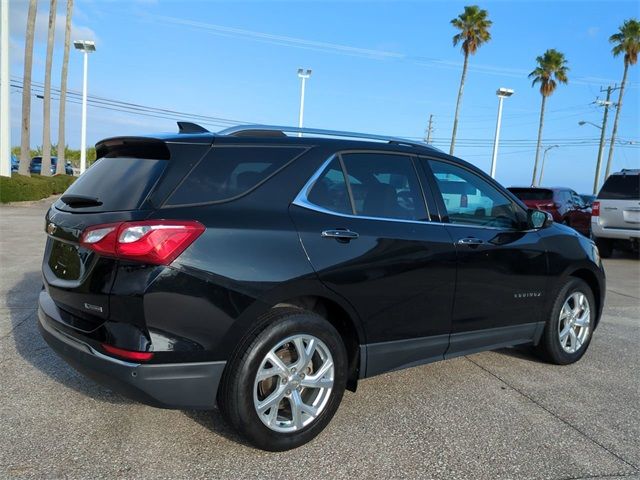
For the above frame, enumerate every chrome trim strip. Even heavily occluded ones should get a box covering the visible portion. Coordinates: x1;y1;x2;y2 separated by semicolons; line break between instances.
291;155;521;231
293;198;521;231
217;124;443;152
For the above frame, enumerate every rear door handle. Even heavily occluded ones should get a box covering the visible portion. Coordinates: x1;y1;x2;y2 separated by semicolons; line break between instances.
321;229;359;241
456;237;484;246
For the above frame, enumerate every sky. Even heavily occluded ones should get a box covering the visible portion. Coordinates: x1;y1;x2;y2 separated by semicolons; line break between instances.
7;0;640;193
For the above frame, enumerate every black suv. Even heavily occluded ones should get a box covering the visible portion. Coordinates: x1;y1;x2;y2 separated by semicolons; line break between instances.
39;124;605;451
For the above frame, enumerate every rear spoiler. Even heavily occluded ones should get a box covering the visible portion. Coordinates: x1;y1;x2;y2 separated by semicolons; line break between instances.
95;137;171;160
95;123;215;160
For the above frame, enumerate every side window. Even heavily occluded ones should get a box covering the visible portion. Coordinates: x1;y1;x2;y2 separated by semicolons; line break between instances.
341;152;428;221
307;157;352;214
427;159;521;229
571;191;585;208
166;146;305;206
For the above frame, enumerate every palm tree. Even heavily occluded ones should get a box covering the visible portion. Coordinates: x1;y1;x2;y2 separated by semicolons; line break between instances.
529;49;569;186
449;5;492;155
18;0;38;176
41;0;58;177
56;0;74;175
604;19;639;181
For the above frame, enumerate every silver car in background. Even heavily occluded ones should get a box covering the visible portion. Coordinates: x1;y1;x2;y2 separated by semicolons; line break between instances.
592;169;640;257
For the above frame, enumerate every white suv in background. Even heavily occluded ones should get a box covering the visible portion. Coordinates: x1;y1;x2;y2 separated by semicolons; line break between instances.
592;169;640;257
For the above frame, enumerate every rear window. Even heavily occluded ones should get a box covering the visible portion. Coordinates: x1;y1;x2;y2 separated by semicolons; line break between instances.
598;174;640;200
57;157;167;212
508;188;553;201
166;146;306;206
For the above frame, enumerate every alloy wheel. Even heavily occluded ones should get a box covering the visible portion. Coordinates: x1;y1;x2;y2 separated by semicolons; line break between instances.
253;334;334;433
557;291;591;354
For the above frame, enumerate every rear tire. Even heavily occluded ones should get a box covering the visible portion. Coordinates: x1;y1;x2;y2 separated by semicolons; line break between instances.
595;237;613;258
535;278;595;365
218;308;347;451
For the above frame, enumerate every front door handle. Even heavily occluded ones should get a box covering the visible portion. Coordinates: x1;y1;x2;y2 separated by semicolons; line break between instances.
321;229;359;242
456;237;484;246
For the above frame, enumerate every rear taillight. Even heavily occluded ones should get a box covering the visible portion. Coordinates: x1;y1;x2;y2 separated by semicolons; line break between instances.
592;201;600;217
101;343;154;362
80;220;205;265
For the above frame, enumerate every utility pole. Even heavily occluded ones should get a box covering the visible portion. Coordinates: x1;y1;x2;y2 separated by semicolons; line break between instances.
602;84;622;183
592;86;613;194
0;0;10;177
425;114;434;144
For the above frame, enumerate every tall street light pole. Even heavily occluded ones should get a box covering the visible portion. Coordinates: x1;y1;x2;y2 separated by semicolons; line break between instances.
537;145;559;186
74;40;95;174
297;68;311;137
0;0;10;177
489;87;514;179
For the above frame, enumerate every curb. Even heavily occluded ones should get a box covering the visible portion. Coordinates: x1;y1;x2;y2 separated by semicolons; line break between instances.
1;195;61;207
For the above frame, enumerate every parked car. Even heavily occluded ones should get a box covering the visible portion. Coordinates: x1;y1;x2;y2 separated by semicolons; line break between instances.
507;187;591;236
591;169;640;257
11;154;19;172
30;156;74;175
580;194;596;208
38;124;605;451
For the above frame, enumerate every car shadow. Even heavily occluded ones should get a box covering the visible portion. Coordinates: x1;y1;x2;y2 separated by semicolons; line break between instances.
610;249;639;260
492;345;542;363
181;409;252;448
8;271;134;405
9;271;249;445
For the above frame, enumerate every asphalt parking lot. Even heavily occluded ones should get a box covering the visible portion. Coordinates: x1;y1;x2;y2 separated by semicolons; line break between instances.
1;198;639;480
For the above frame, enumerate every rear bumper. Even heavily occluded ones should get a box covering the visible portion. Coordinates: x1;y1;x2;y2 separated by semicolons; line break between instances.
38;292;225;410
591;221;640;240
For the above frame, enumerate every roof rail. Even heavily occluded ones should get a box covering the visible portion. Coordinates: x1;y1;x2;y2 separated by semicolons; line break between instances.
217;124;440;151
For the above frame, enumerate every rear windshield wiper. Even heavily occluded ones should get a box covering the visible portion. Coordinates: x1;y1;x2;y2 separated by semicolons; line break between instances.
60;194;103;207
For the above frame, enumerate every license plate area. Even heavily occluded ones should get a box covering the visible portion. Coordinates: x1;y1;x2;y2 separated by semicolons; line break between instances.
623;209;640;224
48;241;84;281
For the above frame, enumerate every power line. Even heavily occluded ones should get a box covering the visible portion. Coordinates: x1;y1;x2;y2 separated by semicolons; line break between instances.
9;77;251;128
7;78;639;149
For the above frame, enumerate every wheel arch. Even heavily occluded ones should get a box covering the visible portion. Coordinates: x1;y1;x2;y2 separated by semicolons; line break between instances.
273;294;364;392
567;268;604;327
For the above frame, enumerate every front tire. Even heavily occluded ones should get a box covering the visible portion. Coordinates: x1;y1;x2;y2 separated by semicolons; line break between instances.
536;278;595;365
218;308;347;451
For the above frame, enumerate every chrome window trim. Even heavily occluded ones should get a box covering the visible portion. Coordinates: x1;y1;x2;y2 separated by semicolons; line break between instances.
292;153;523;232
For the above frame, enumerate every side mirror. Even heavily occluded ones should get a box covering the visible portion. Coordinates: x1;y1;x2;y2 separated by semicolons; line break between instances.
528;209;552;229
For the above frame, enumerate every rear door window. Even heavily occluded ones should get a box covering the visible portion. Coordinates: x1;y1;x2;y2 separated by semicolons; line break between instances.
166;146;306;206
598;174;640;200
56;157;168;212
305;152;428;221
341;153;427;221
306;157;352;214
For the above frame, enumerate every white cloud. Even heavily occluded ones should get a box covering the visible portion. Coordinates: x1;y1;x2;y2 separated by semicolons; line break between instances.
9;0;98;50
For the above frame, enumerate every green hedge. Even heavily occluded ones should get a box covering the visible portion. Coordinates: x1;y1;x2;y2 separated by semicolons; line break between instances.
0;174;76;203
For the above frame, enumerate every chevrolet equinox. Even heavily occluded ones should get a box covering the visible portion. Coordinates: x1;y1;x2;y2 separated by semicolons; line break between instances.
38;123;606;451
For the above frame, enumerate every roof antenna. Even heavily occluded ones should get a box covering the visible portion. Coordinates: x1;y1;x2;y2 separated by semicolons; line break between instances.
177;122;209;134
